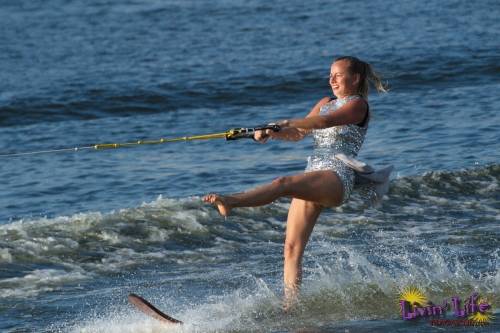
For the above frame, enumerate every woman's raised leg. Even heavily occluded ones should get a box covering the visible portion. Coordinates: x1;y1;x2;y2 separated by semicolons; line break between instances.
203;171;345;310
283;198;322;310
203;170;344;216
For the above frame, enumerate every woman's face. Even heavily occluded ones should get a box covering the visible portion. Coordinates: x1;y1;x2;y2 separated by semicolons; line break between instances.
329;60;359;98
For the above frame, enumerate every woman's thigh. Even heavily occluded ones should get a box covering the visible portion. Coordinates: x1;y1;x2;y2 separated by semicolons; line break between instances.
277;170;344;207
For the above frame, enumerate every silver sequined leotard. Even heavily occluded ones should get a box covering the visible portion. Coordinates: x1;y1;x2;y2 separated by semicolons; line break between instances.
305;95;369;204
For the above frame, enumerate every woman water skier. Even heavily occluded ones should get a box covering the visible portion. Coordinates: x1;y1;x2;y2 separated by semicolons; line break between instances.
203;56;388;308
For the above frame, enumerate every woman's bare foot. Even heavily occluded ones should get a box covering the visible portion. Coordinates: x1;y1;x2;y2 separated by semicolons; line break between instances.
283;287;299;313
202;194;232;217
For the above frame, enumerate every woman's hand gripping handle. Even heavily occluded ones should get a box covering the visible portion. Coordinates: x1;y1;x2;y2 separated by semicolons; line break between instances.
253;123;282;143
254;120;307;142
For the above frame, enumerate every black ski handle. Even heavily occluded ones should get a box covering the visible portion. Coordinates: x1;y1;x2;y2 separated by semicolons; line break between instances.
225;124;281;141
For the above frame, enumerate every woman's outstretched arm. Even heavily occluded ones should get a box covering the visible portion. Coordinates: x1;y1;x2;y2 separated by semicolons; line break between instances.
255;96;332;142
281;98;367;130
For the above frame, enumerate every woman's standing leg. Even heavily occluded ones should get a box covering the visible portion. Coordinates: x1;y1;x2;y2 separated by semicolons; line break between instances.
283;198;322;309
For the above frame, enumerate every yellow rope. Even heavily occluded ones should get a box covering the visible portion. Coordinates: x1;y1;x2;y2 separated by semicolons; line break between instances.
0;130;238;157
93;131;228;150
0;125;281;157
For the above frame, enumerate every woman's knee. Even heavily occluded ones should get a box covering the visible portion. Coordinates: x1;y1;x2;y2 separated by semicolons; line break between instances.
271;175;308;196
271;176;292;193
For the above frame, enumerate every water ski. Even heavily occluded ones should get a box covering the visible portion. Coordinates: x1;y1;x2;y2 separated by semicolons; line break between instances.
128;293;183;325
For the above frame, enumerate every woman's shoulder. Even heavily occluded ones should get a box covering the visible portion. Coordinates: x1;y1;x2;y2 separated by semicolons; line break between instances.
316;96;335;109
346;95;369;127
319;96;336;111
307;96;335;118
345;95;369;109
319;96;334;104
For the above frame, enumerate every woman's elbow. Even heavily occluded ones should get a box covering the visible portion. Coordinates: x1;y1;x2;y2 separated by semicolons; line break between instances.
316;117;331;129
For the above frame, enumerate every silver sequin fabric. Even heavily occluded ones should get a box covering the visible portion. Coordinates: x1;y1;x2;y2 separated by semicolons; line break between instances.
305;95;368;204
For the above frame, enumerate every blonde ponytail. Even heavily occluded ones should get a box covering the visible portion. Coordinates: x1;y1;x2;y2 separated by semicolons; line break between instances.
366;63;388;96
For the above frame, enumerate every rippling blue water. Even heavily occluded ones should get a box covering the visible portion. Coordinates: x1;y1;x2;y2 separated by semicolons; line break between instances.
1;0;499;332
